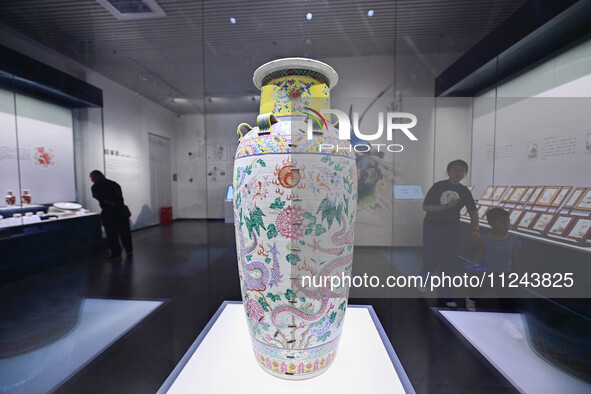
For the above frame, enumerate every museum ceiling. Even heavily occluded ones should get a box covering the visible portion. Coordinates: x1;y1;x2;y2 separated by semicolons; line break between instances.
0;0;527;114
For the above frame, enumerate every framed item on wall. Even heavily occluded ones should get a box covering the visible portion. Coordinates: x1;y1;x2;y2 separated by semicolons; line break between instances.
531;213;555;232
207;144;228;161
502;186;516;202
492;186;508;202
466;185;475;192
550;186;572;207
546;215;574;237
509;209;524;226
480;186;494;200
564;187;586;209
478;205;489;220
536;186;561;206
566;218;591;241
509;186;528;203
573;188;591;211
519;186;535;204
207;163;228;182
517;211;539;229
527;186;545;205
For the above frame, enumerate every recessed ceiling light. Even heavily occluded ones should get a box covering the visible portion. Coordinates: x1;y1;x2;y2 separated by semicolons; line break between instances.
97;0;166;20
230;17;236;24
306;13;313;21
368;10;374;17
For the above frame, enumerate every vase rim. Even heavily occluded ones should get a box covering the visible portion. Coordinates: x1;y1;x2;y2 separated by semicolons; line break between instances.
252;57;338;90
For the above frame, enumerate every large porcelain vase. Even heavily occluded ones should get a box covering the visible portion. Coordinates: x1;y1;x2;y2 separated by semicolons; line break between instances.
233;58;357;379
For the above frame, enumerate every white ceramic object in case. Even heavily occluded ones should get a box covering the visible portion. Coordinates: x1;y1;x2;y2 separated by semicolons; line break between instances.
53;202;83;210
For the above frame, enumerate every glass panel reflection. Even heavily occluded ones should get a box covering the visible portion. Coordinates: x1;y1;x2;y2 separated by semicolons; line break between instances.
0;262;161;393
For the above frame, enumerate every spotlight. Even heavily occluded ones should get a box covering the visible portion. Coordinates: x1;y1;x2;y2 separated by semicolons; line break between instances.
306;13;313;21
368;10;374;17
230;17;236;24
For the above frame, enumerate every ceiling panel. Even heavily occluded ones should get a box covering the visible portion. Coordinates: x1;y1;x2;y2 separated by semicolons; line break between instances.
0;0;527;114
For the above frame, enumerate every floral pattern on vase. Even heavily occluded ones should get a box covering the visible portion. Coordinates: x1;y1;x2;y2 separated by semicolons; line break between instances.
234;58;357;380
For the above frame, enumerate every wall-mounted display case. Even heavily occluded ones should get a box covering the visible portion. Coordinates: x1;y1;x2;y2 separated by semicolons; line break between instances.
0;46;104;280
0;47;104;233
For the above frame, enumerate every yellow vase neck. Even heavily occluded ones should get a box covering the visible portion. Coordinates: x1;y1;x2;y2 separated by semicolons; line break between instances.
260;75;331;117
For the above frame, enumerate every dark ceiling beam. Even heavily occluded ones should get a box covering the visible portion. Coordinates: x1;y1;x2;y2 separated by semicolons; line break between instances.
434;0;591;97
0;44;102;108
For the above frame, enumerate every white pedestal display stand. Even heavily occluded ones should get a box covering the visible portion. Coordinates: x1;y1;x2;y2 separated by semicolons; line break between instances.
159;301;414;394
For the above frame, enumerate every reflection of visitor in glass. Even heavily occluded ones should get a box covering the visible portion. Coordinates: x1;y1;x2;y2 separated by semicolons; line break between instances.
420;160;480;307
90;170;133;260
467;208;521;314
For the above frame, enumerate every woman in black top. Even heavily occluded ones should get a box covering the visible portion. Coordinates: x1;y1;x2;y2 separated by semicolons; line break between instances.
421;160;480;307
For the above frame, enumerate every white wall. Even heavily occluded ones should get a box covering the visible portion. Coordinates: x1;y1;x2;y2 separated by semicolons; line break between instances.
175;112;255;219
176;114;207;218
434;97;474;185
0;26;179;230
99;81;177;228
204;112;251;218
0;87;19;201
14;93;76;204
472;37;591;199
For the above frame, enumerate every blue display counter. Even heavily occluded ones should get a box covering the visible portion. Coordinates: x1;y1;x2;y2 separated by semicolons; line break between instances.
0;213;102;285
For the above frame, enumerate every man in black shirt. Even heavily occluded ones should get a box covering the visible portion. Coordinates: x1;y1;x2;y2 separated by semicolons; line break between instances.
421;160;480;307
423;179;478;225
90;170;133;259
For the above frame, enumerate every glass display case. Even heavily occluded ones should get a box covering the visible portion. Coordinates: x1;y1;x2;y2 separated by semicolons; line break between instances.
0;55;104;232
0;49;104;283
433;8;591;387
